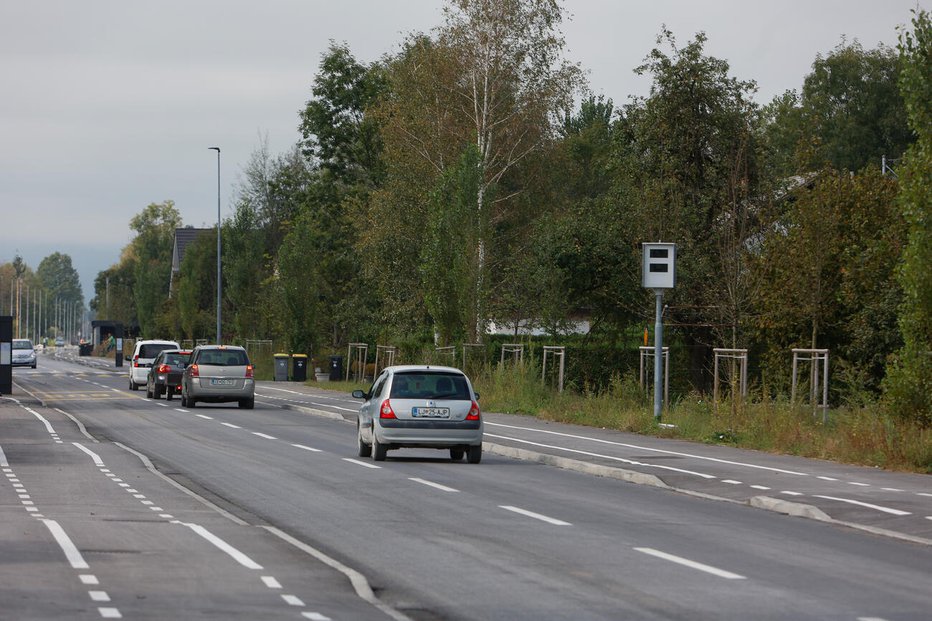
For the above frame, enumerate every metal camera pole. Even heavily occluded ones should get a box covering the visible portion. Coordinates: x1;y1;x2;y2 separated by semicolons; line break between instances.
642;242;676;423
653;289;663;421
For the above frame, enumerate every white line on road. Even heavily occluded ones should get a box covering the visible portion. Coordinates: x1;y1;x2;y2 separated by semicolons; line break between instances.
292;444;322;453
409;478;459;493
89;591;110;602
80;575;99;585
99;607;122;618
817;476;838;481
780;491;804;496
919;493;932;498
55;408;97;442
282;594;305;606
252;432;277;440
634;547;746;580
221;422;242;429
750;485;771;490
0;445;7;466
343;458;381;469
881;488;903;492
722;480;742;485
485;422;809;476
857;617;891;621
484;433;717;479
40;519;89;569
500;505;571;526
174;408;189;413
262;576;282;589
812;495;911;516
196;414;213;420
28;408;57;435
848;482;871;487
73;443;105;467
173;521;263;569
302;613;332;621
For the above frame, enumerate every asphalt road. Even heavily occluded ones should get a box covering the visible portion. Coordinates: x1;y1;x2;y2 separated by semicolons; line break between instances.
2;353;930;620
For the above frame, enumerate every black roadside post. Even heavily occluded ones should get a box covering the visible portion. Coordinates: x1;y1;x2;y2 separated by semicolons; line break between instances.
0;316;12;394
114;323;124;368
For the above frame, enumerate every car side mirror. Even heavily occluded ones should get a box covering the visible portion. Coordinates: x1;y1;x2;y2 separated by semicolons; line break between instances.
351;390;366;399
474;392;480;400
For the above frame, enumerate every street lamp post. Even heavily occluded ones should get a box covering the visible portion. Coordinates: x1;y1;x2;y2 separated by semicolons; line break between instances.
209;147;221;344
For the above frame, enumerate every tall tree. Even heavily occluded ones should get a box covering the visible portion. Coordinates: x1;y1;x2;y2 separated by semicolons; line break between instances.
885;10;932;424
622;29;764;384
129;201;182;336
765;40;913;175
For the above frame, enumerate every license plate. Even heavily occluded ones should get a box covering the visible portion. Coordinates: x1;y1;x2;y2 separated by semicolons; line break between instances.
210;379;235;386
412;407;450;418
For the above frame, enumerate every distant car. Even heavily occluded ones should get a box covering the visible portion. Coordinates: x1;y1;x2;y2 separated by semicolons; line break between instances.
181;345;255;409
146;349;191;401
352;365;483;463
129;339;180;390
11;339;37;368
54;337;64;347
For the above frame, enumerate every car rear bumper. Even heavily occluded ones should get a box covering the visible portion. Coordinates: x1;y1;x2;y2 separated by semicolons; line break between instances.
188;379;255;401
375;420;483;447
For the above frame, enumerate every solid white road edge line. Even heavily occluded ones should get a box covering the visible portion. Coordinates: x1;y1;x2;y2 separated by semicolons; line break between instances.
260;525;414;621
55;408;97;442
485;433;716;479
40;519;90;569
27;408;57;435
409;477;459;493
500;505;571;526
486;421;808;476
0;444;7;467
113;441;248;526
72;443;105;467
634;547;746;580
173;521;263;569
812;495;911;516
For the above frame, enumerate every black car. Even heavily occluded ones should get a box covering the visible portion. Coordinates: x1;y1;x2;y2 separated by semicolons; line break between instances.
146;349;191;400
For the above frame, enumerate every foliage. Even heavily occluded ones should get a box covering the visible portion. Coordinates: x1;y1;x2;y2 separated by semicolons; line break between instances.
764;40;913;175
130;201;181;337
884;10;932;425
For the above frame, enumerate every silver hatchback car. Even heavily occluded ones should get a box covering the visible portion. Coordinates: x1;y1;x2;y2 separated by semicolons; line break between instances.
181;345;255;409
353;365;483;463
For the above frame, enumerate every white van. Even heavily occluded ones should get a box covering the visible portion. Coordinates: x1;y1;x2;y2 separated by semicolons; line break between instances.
129;339;180;390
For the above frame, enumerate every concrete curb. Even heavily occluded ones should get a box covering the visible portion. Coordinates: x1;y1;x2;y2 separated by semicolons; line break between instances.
749;495;831;521
483;442;670;488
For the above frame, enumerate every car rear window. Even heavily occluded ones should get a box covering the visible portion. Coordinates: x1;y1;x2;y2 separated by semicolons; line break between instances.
390;372;471;400
13;340;33;349
139;344;177;359
163;353;190;366
197;350;249;366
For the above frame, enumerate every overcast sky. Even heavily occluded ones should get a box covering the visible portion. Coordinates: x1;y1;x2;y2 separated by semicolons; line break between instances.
1;0;925;300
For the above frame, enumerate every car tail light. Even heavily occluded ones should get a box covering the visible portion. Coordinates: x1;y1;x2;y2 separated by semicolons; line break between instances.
245;365;254;379
189;364;199;377
379;399;396;419
466;400;481;420
158;364;171;374
133;355;140;368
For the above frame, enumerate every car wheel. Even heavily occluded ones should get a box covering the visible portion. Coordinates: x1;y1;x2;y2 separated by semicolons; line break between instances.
238;398;254;409
166;388;173;401
145;383;152;398
372;435;387;461
130;380;138;391
154;385;163;399
466;444;482;464
357;424;372;458
450;448;465;461
31;363;36;369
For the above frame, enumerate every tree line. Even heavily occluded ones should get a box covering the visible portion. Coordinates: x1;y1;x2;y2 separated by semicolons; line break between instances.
88;2;931;424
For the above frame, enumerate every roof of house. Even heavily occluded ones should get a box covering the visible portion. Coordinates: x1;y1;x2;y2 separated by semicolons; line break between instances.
171;227;213;274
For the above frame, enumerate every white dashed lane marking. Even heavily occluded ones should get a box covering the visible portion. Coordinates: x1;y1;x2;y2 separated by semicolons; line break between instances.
500;505;571;526
342;458;381;469
635;547;746;580
409;478;459;493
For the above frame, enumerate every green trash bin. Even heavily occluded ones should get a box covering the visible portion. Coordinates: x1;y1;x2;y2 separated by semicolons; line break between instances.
292;353;308;382
273;353;290;381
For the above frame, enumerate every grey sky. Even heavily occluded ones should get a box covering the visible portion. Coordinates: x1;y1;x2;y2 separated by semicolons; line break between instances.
0;0;924;301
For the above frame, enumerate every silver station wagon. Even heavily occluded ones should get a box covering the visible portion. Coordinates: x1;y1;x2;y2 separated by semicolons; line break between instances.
181;344;255;409
353;365;483;463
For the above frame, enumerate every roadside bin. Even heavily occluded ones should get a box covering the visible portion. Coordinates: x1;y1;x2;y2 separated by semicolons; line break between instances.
292;354;308;382
79;343;94;356
329;355;343;381
273;353;290;381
